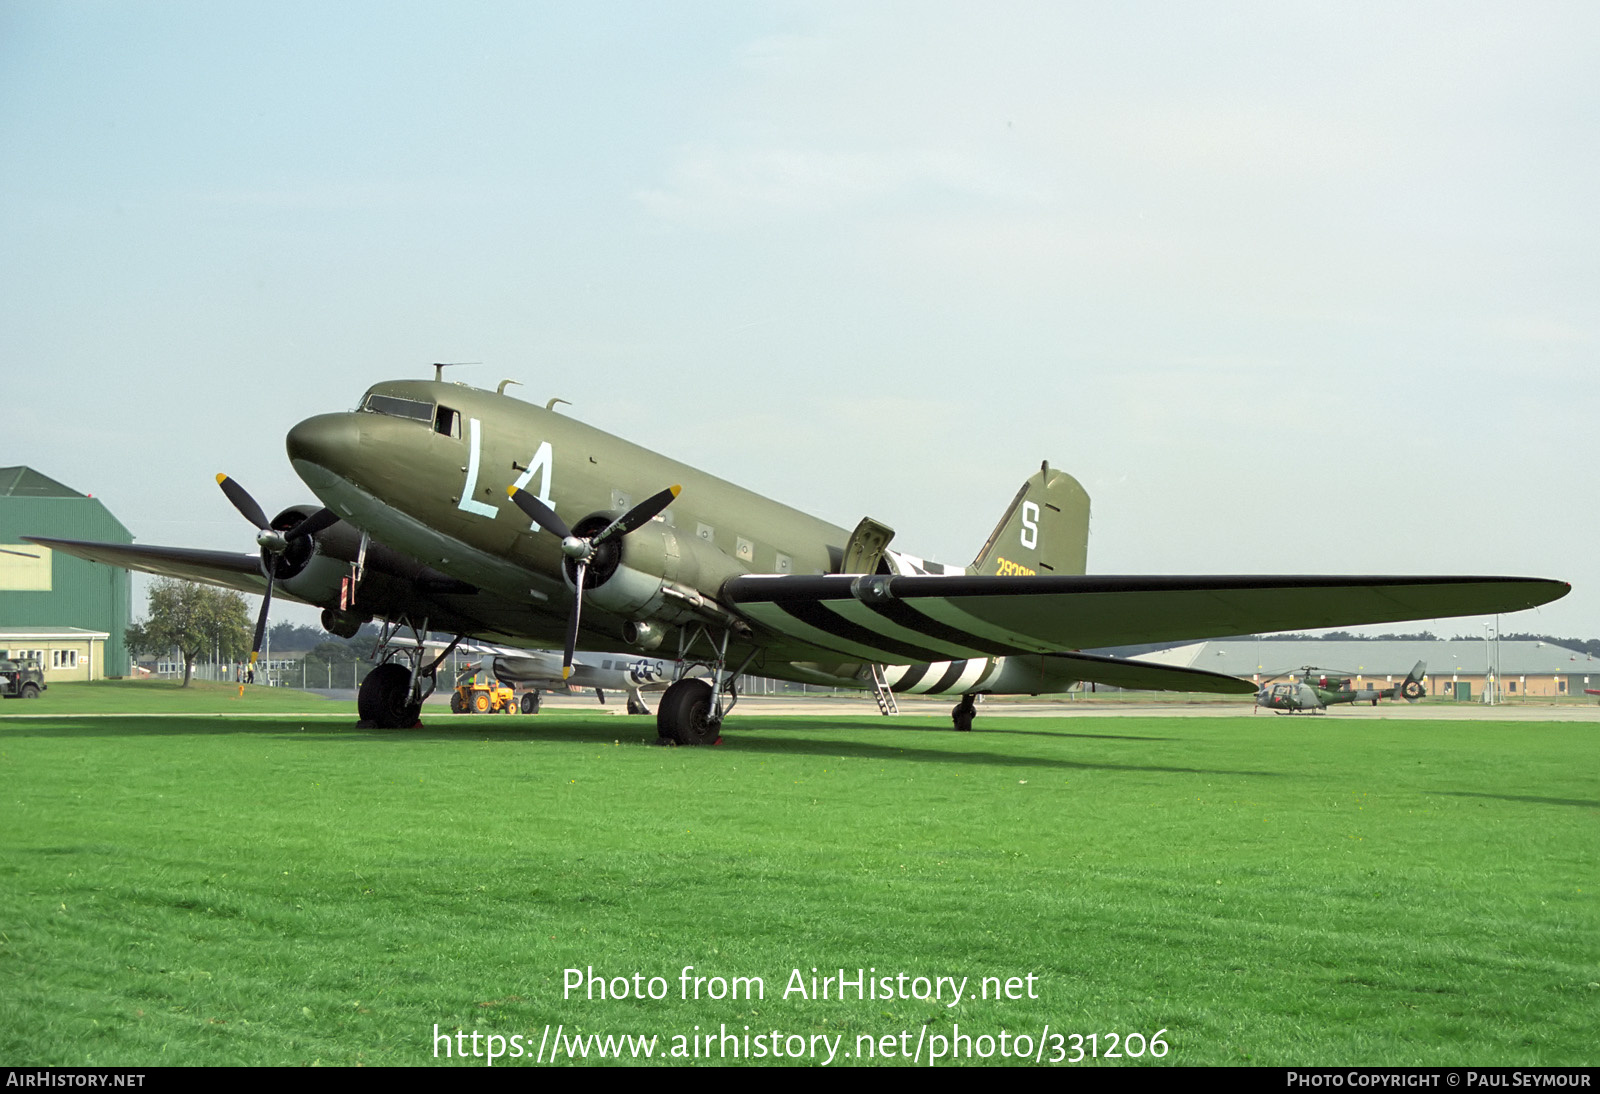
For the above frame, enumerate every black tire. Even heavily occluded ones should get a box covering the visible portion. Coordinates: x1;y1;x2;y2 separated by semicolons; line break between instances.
20;683;40;700
450;692;466;714
627;697;648;716
658;678;716;745
358;663;420;729
951;696;975;732
521;691;541;715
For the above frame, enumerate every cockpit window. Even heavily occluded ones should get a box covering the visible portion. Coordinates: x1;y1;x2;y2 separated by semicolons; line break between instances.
361;393;434;422
434;405;460;438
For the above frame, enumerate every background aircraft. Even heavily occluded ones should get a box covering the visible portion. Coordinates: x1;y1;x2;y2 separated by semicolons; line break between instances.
461;648;668;715
1255;661;1428;714
30;374;1568;743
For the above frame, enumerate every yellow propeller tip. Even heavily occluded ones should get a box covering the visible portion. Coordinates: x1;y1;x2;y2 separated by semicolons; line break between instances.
215;473;228;484
562;667;573;680
506;485;518;498
670;484;682;496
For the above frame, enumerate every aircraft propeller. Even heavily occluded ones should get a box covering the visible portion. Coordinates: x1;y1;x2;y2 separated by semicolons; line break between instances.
216;474;340;680
506;483;681;678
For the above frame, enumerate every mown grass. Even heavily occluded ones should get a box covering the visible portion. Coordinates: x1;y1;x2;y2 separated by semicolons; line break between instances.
0;706;1593;1067
11;678;344;715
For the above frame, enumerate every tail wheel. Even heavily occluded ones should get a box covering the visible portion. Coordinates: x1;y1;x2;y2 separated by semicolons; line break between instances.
472;691;491;714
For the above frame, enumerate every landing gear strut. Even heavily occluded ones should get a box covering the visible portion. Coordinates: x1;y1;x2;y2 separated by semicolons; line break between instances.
359;662;423;729
358;615;459;729
952;693;977;732
656;621;755;745
658;678;718;745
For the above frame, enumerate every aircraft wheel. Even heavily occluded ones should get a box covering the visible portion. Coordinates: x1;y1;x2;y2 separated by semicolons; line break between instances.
472;691;491;714
951;694;976;732
359;663;421;729
450;692;466;714
658;678;716;745
521;691;541;715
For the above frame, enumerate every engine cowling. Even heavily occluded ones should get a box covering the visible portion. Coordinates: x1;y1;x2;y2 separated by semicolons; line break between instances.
562;517;746;627
262;506;351;606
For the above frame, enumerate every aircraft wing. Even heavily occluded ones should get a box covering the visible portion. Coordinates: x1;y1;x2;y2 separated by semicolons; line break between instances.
25;537;272;596
723;573;1570;664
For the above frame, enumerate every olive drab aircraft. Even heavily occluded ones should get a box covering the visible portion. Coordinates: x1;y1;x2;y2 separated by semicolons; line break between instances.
29;371;1569;744
1255;661;1428;714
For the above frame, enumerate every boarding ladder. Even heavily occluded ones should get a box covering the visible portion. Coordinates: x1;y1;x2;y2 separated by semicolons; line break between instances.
868;664;899;715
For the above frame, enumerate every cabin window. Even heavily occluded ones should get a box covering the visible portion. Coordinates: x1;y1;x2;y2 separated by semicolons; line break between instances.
360;393;434;423
434;406;460;438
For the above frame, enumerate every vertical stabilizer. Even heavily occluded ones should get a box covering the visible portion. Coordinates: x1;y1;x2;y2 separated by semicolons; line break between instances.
970;462;1090;576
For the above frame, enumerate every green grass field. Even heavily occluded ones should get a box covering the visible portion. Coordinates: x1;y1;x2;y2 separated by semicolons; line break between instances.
1;691;1594;1066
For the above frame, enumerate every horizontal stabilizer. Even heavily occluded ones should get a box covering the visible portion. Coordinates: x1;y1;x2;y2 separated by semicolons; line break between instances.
1045;650;1256;694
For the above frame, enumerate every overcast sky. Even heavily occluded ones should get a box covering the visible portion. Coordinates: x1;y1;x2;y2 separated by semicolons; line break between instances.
3;1;1595;638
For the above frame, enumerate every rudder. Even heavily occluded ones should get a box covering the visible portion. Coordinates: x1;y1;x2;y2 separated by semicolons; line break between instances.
970;461;1090;576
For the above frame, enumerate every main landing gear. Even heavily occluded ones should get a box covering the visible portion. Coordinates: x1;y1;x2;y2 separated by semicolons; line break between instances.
360;662;423;729
655;622;756;746
357;615;461;729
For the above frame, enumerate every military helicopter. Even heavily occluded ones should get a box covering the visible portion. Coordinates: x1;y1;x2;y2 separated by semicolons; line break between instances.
1255;661;1427;714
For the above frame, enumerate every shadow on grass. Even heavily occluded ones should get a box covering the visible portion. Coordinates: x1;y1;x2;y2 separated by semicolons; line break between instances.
3;714;1282;780
1435;790;1600;810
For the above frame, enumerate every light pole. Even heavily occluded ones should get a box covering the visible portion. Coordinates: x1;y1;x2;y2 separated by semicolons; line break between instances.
1483;622;1496;705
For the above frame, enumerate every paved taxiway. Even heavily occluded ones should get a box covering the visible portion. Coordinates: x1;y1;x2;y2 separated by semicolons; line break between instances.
406;690;1600;722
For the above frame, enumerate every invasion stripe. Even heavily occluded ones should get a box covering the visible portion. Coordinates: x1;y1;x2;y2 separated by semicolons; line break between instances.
949;657;994;694
826;598;992;660
863;598;1038;656
890;662;934;692
738;603;911;664
773;601;952;662
919;661;971;695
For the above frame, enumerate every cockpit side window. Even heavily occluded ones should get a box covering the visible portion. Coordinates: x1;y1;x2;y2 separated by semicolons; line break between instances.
360;393;434;422
434;406;460;438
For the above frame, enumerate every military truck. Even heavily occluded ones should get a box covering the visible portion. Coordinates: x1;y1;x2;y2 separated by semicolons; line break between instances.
0;657;46;699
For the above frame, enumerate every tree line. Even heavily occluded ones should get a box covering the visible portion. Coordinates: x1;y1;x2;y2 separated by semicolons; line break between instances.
125;579;382;686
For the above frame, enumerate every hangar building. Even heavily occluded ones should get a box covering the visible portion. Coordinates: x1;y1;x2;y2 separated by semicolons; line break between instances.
1144;638;1598;700
0;467;133;678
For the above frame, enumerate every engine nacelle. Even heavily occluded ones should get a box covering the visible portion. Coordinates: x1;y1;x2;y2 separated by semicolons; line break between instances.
566;517;747;627
263;505;352;607
320;608;367;639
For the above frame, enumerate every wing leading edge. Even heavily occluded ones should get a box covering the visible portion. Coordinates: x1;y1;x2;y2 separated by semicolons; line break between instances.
723;573;1570;665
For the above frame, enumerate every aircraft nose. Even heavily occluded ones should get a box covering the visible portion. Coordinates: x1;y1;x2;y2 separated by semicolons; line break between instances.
286;413;361;471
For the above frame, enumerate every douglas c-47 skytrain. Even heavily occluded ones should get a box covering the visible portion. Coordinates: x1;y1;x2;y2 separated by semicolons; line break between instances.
31;370;1569;743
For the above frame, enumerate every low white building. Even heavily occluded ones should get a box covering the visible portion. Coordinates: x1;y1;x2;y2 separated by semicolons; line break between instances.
0;626;113;683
